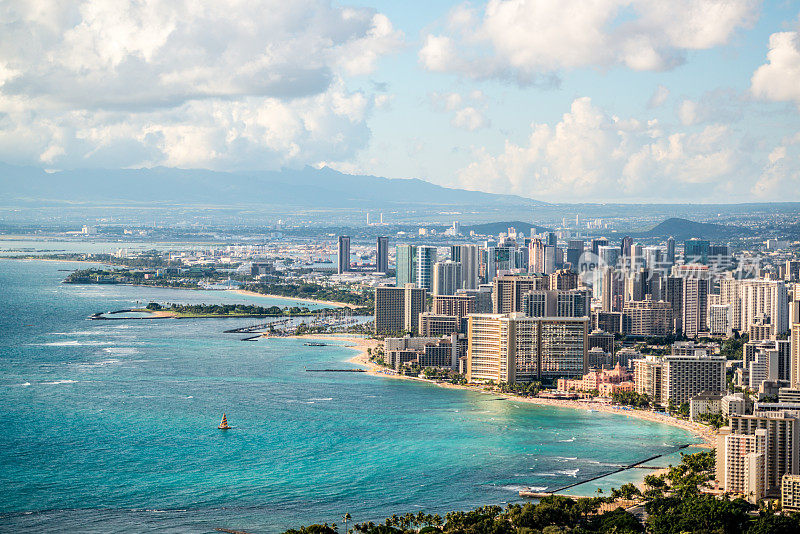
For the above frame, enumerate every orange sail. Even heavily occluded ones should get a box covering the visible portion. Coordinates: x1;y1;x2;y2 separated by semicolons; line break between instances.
218;413;231;430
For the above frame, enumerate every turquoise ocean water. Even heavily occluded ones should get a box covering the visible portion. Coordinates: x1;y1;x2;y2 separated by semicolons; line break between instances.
0;259;698;533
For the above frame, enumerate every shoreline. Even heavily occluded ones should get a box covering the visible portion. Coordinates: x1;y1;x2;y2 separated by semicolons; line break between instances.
232;289;356;309
280;333;712;497
3;256;362;311
334;336;714;446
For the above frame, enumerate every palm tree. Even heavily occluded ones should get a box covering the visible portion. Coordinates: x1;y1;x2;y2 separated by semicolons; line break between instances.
342;513;351;533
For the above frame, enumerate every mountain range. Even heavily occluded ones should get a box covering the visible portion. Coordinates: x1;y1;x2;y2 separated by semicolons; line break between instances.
0;163;546;209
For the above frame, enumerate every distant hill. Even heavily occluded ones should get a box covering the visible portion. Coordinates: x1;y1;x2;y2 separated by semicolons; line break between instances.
0;163;546;209
642;217;751;240
463;221;552;236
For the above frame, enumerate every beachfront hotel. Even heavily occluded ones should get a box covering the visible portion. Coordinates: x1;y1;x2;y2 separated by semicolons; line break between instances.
466;313;588;384
556;363;634;395
632;344;725;407
374;284;426;335
717;408;800;499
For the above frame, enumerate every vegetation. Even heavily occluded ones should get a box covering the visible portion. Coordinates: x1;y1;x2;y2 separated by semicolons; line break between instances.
281;452;800;534
64;267;206;288
497;381;543;397
244;281;373;308
696;412;728;429
719;335;748;360
142;302;326;317
611;391;651;408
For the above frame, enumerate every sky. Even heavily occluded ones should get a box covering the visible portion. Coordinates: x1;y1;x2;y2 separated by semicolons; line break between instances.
0;0;799;203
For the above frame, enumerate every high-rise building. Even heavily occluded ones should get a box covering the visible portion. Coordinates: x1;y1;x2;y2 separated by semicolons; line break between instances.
620;236;633;259
591;238;609;258
782;474;800;512
718;277;789;337
792;295;800;388
455;244;480;290
601;267;624;312
374;284;426;335
743;340;791;384
643;246;663;271
629;243;644;271
522;289;591;318
633;347;725;406
419;313;461;337
416;246;437;291
376;236;389;273
337;235;351;274
432;260;461;296
723;410;800;494
492;273;546;314
486;245;517;281
598;245;620;270
529;239;555;275
588;329;615;355
433;294;475;319
395;244;416;287
785;260;800;282
666;236;676;265
708;304;733;336
624;268;647;302
684;239;710;264
467;313;589;383
549;269;578;290
623;298;673;336
669;265;710;337
566;240;584;269
719;429;768;503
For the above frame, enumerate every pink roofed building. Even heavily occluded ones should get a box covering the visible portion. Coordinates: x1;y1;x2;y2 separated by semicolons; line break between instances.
557;363;633;394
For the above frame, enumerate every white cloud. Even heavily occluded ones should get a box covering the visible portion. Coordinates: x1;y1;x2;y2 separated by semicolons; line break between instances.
648;85;671;108
678;100;699;125
455;97;748;201
430;91;490;131
751;27;800;107
751;137;800;197
451;107;489;131
420;0;759;83
0;0;402;169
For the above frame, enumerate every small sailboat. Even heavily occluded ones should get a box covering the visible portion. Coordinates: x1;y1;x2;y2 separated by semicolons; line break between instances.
218;413;231;430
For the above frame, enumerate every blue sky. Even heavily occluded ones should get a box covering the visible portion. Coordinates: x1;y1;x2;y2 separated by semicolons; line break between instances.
0;1;799;202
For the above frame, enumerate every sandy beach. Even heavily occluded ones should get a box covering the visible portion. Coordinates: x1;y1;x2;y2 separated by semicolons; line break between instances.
231;289;356;309
334;336;715;445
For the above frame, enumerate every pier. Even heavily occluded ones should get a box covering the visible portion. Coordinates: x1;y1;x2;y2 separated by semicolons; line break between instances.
519;443;693;499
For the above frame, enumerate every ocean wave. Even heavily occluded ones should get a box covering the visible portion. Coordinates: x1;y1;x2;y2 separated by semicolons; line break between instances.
308;397;333;401
554;456;578;462
37;340;114;347
557;469;580;477
80;359;121;367
500;484;536;492
102;347;140;355
51;330;101;336
41;380;78;385
559;437;575;443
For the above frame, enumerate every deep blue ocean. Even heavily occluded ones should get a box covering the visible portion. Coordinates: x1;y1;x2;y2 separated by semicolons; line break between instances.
0;258;698;533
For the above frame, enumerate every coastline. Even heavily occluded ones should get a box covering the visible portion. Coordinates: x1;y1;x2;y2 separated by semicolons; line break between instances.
335;337;714;446
280;333;712;497
232;289;356;309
